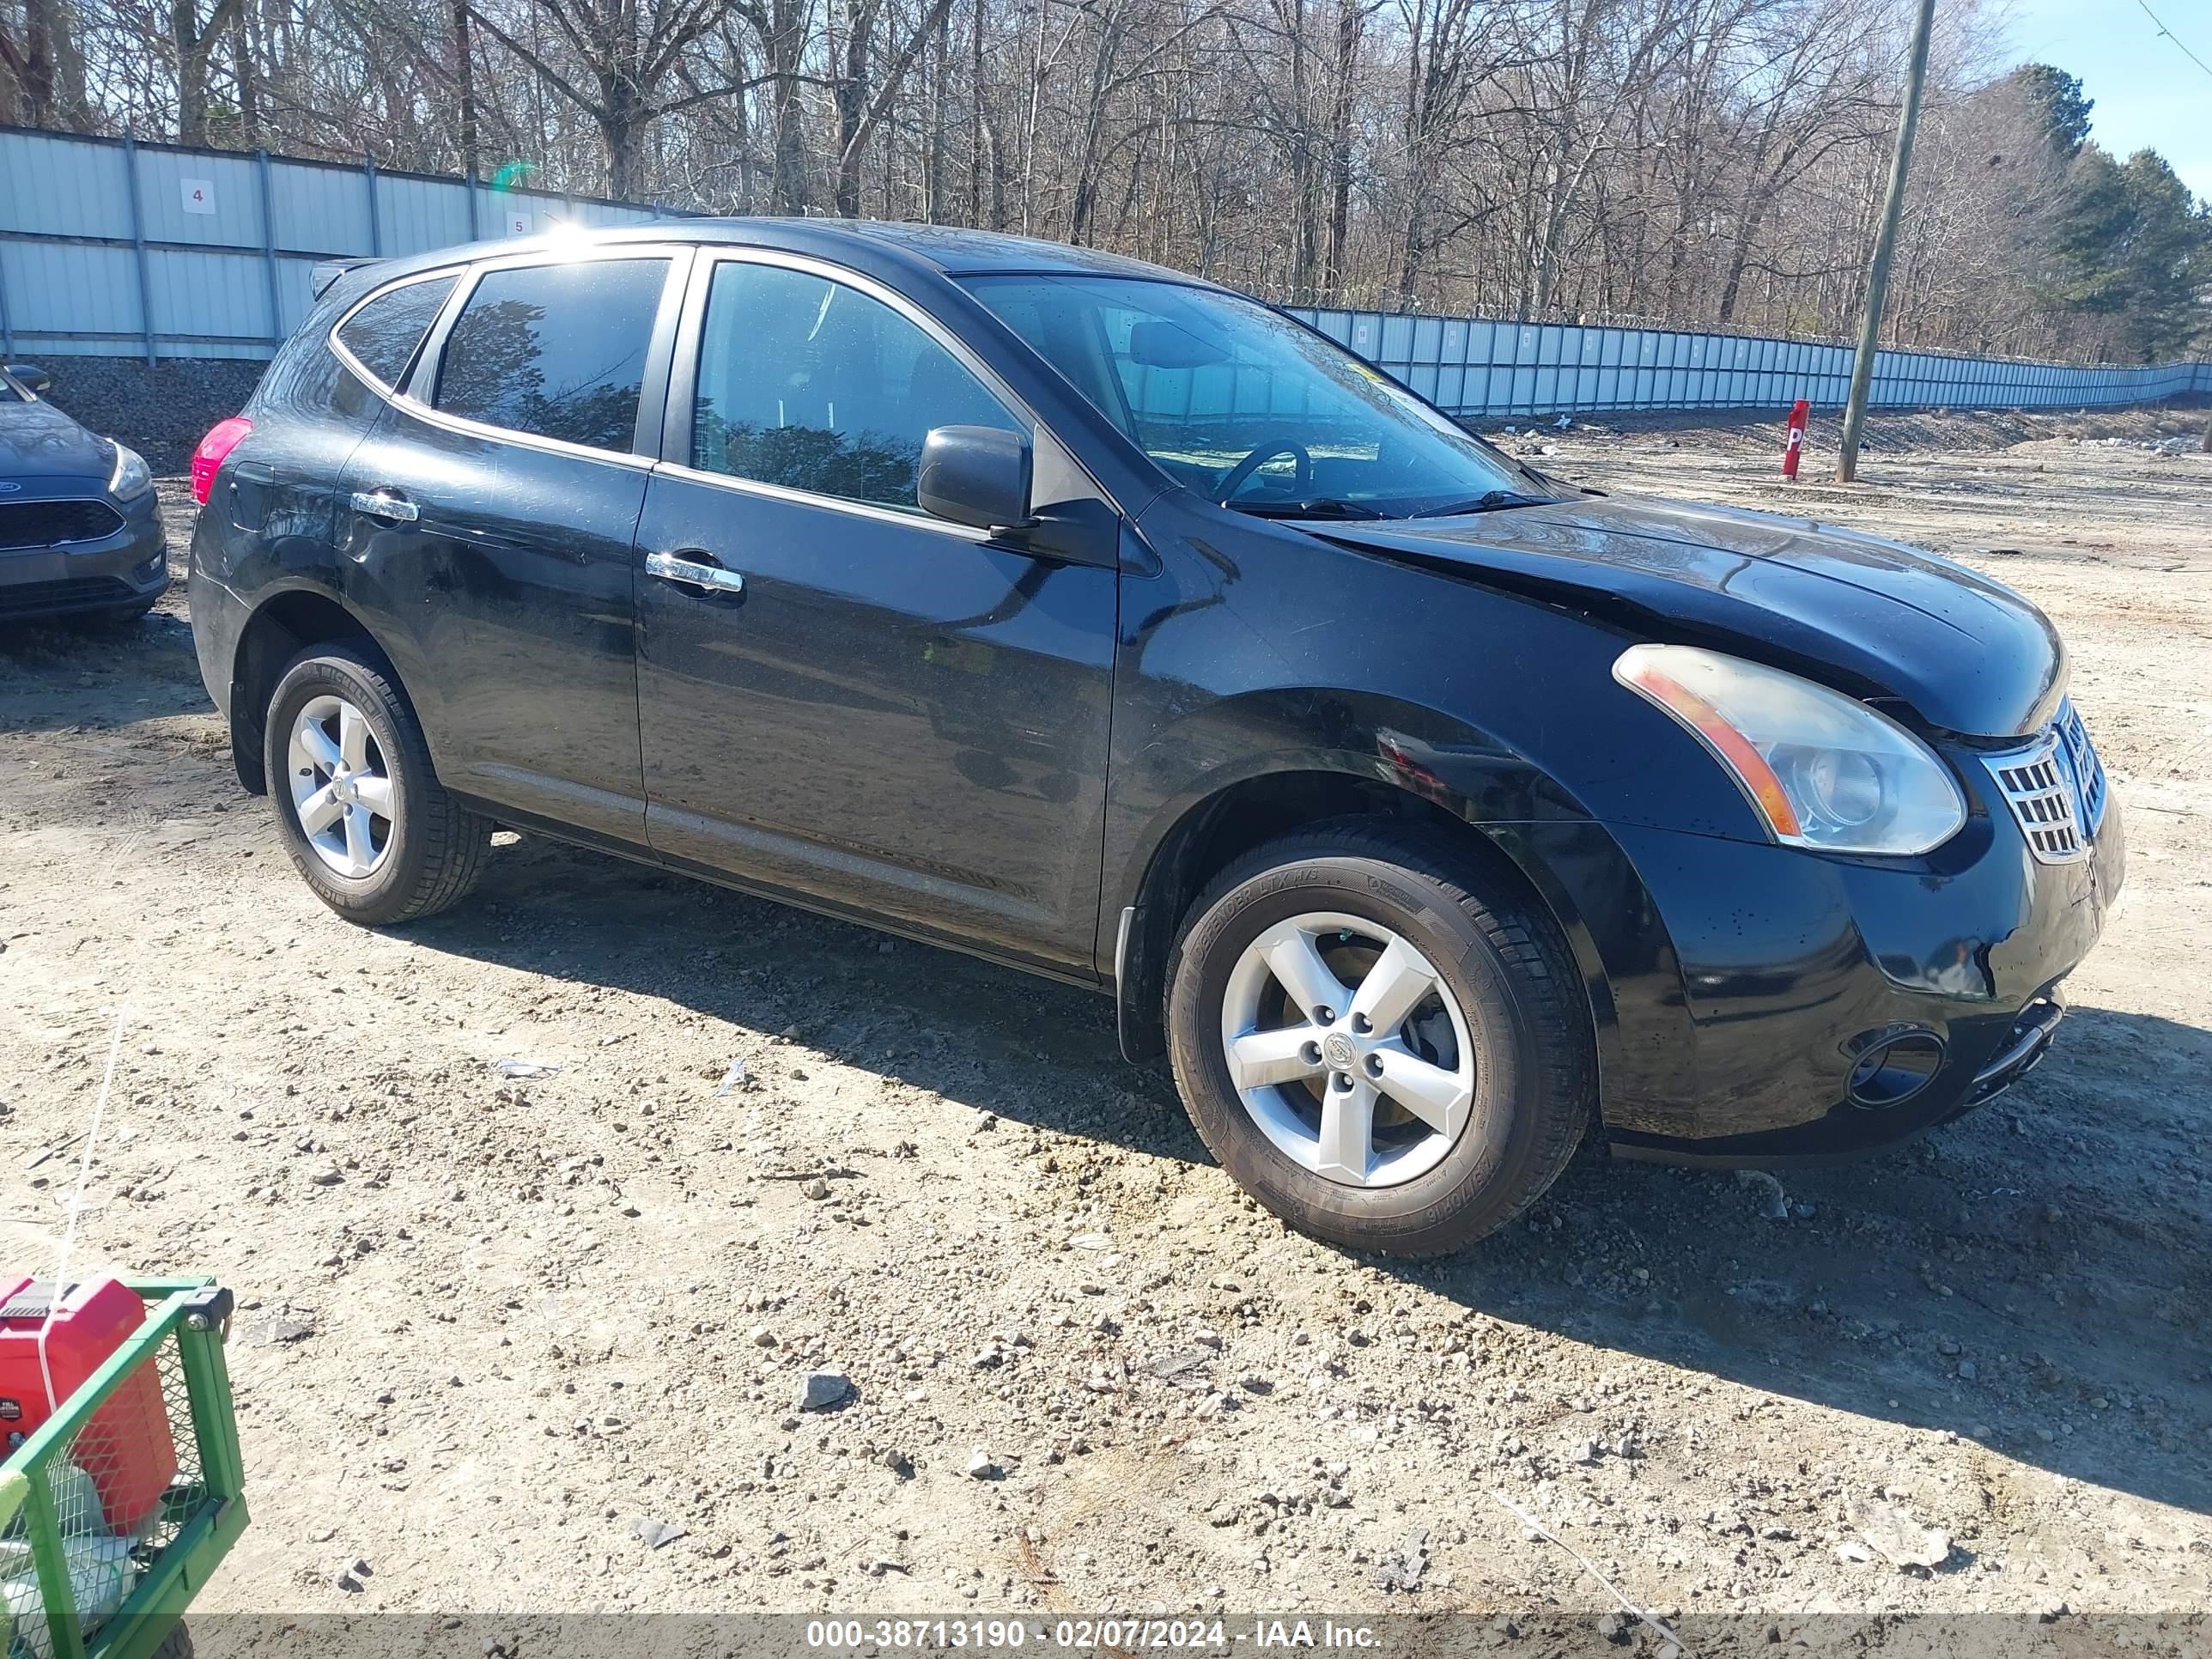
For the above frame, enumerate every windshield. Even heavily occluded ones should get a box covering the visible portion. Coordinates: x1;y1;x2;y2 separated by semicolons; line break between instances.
962;274;1540;519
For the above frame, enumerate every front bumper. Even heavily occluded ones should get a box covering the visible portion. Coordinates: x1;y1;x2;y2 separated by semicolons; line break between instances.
1530;782;2124;1164
1979;987;2064;1083
0;490;167;619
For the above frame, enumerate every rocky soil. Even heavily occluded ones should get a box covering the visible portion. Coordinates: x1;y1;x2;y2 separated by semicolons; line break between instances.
1;408;2207;1641
34;356;264;474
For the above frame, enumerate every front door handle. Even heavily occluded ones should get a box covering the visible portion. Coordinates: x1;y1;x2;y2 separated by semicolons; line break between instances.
350;488;418;524
646;550;745;597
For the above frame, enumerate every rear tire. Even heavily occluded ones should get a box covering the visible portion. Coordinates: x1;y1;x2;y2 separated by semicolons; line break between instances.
263;645;489;924
1165;819;1593;1256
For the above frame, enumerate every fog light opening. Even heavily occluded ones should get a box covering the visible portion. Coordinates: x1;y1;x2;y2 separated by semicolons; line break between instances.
1845;1028;1946;1109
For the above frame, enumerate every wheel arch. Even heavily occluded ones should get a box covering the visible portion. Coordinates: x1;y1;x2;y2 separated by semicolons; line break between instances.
225;584;395;794
1110;758;1622;1104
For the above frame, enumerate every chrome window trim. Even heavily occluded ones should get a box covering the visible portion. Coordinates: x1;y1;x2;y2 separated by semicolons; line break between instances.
375;244;693;470
666;244;1113;520
382;398;663;471
653;459;990;543
325;266;468;398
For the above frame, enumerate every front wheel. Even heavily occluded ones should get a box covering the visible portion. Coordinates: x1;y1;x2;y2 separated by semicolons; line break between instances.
1165;821;1594;1256
263;644;490;924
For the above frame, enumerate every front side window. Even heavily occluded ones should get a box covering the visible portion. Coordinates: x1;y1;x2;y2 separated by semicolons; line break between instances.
964;275;1534;518
433;258;670;453
335;273;457;389
690;261;1019;512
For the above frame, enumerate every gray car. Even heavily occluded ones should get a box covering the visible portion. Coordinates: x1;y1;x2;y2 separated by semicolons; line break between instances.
0;362;168;623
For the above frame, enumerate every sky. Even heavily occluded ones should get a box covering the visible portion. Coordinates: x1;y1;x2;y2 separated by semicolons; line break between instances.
1996;0;2212;202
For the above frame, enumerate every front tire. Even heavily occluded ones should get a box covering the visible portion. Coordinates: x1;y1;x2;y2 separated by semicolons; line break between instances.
263;645;490;925
1165;820;1593;1256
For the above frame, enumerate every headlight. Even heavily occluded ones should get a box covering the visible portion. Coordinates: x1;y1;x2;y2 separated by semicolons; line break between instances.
1613;642;1966;856
107;442;151;500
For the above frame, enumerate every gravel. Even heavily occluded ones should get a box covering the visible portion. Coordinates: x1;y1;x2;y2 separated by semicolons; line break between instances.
38;354;265;473
0;409;2206;1621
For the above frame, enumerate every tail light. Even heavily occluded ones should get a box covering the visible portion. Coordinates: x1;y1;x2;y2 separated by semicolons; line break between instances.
190;416;254;505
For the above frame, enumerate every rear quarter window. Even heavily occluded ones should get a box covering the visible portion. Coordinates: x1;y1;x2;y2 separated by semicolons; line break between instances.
334;274;459;390
431;258;671;453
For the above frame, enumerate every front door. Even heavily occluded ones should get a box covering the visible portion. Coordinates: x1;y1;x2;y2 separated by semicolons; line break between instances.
336;249;684;845
635;253;1117;971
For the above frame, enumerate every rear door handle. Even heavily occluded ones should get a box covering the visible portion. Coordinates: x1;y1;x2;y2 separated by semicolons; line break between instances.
350;489;419;524
646;550;744;597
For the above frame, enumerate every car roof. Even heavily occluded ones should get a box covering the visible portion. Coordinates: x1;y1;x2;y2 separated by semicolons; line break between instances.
768;221;1202;281
353;218;1228;293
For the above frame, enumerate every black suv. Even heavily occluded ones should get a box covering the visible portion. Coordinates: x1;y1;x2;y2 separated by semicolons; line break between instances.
187;222;2121;1255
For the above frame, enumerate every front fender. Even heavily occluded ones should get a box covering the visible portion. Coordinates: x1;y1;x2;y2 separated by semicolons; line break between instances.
1109;685;1598;902
1105;710;1692;1135
1105;499;1750;1131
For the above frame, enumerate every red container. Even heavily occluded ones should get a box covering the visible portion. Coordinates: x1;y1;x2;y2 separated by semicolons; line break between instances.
0;1275;178;1534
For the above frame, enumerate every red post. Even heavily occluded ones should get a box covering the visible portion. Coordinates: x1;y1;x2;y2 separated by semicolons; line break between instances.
1782;398;1810;480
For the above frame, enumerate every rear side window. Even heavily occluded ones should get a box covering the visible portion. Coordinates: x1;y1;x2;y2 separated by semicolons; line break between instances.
432;258;670;453
334;274;457;389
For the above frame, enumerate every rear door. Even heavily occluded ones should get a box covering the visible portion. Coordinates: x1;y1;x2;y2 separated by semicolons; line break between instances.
633;251;1119;971
210;269;460;595
334;247;688;845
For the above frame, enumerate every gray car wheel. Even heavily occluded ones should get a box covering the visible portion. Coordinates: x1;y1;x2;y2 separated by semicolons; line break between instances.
263;644;490;925
1165;818;1594;1255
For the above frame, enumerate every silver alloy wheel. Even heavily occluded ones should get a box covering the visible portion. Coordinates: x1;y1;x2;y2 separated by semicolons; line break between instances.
1219;911;1477;1188
286;693;395;878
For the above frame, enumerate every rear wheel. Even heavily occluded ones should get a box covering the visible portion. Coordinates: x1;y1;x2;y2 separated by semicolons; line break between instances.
1165;820;1593;1255
263;645;490;924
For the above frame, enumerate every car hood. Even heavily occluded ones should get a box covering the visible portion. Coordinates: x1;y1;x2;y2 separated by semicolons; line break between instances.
1315;493;2063;738
0;398;112;487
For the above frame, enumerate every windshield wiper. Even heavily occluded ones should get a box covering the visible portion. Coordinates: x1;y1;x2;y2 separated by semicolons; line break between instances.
1224;496;1389;520
1410;489;1557;518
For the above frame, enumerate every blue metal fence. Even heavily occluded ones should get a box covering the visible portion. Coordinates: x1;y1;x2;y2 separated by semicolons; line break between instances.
1289;308;2209;416
3;126;2206;409
0;125;673;362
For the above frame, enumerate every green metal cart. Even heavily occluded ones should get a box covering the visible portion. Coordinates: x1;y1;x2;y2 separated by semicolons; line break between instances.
0;1280;247;1659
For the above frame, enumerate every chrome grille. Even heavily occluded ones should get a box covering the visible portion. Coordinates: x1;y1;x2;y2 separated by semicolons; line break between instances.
2056;699;2107;836
1984;699;2106;865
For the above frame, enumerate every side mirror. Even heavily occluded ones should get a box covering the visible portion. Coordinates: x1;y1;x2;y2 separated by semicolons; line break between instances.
6;363;52;395
917;425;1031;532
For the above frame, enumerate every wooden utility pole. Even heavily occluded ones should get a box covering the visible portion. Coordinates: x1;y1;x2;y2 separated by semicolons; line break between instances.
1836;0;1936;483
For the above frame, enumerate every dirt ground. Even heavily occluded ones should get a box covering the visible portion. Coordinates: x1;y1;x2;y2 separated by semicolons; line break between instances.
2;405;2208;1639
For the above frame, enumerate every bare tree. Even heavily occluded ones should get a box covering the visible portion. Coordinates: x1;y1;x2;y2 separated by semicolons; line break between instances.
19;0;2199;362
465;0;751;194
